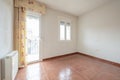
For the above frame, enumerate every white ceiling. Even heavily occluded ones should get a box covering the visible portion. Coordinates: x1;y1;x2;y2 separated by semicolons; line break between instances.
38;0;113;16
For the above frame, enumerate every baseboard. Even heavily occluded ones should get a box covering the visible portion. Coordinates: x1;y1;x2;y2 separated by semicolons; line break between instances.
43;52;78;61
77;52;120;67
43;52;120;68
0;60;1;80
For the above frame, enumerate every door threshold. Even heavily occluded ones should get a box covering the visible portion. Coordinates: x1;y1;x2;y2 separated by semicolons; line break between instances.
27;60;43;65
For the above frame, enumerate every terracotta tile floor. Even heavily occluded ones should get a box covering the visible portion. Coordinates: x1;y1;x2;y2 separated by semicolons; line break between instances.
15;54;120;80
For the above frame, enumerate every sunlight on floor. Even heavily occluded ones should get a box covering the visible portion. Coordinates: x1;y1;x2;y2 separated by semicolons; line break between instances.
26;54;39;63
27;63;41;80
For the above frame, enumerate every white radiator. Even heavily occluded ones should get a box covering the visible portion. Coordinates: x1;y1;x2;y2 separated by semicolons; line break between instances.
4;51;18;80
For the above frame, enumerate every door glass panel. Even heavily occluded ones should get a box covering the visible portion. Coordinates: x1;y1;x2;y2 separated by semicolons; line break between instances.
26;14;40;63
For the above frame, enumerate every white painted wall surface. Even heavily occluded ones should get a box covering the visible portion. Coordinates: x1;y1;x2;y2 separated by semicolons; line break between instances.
41;8;78;59
0;0;13;80
78;0;120;63
0;0;13;58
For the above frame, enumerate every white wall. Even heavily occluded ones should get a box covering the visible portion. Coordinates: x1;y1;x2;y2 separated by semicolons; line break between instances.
41;8;78;59
78;0;120;63
0;0;14;79
0;0;14;58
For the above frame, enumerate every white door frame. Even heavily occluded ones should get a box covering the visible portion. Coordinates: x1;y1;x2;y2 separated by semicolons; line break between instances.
26;11;43;63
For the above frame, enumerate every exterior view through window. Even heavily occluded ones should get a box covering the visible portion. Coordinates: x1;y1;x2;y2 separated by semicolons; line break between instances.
60;21;71;40
26;12;40;63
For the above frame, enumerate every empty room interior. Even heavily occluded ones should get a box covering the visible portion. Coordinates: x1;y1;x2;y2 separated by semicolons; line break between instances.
0;0;120;80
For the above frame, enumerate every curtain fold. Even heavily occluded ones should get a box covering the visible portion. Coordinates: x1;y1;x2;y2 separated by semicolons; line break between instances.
14;0;46;67
14;7;26;67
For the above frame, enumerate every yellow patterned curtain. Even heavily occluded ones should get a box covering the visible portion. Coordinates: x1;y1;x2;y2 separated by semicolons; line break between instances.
14;7;26;67
14;0;46;67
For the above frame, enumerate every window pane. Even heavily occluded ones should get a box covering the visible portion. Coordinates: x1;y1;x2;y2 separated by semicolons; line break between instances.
60;23;65;40
66;23;71;40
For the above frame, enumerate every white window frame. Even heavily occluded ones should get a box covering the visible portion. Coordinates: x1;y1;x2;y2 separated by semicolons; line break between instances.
59;20;71;41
